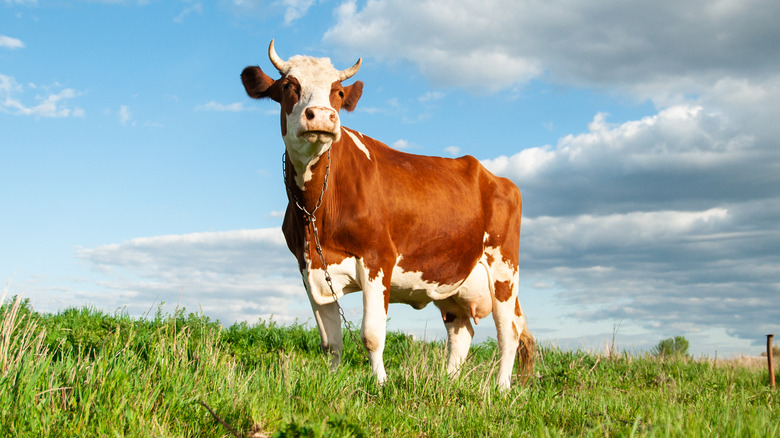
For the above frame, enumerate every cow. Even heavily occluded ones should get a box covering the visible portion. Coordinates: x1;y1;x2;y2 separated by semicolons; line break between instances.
241;40;533;389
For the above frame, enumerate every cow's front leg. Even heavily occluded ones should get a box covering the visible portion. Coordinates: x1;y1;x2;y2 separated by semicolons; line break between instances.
361;288;388;384
307;295;343;370
359;265;389;384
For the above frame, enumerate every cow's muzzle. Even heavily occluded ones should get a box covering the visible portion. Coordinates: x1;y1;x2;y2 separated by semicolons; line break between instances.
299;106;338;143
300;130;337;144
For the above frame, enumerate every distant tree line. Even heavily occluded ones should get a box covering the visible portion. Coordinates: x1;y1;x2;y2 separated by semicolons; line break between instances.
652;336;690;357
653;335;780;358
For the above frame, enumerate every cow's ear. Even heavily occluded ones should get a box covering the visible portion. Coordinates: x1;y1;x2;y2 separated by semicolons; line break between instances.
241;66;281;102
341;81;363;112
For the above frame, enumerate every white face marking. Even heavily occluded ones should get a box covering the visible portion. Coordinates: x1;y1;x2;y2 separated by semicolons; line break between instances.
344;129;371;160
281;56;344;188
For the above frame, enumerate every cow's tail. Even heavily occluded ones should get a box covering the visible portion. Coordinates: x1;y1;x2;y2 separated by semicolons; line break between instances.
517;325;535;385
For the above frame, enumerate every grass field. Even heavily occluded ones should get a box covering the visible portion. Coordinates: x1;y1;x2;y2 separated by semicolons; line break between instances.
2;294;778;437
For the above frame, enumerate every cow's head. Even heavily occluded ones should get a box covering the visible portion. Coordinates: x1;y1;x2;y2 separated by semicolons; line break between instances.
241;40;363;162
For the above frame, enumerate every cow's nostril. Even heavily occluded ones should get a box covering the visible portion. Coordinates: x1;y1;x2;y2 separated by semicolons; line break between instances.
305;108;315;120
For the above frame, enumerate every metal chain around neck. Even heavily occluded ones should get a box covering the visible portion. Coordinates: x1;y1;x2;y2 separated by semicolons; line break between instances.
282;149;369;362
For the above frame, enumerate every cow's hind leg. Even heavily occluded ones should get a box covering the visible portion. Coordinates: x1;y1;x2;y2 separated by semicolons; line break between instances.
491;271;525;390
443;312;474;376
308;297;343;370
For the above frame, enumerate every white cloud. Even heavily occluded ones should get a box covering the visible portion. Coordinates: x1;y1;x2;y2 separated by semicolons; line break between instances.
174;1;203;23
517;203;780;349
195;101;247;112
0;35;24;49
325;0;540;92
391;139;409;149
482;105;766;216
76;229;307;324
324;0;780;101
282;0;316;24
0;74;21;94
219;0;317;23
118;105;133;125
0;76;85;118
443;146;460;156
522;208;731;259
419;91;445;102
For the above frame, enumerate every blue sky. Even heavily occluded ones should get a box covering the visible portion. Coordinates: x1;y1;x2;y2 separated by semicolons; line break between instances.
2;0;779;358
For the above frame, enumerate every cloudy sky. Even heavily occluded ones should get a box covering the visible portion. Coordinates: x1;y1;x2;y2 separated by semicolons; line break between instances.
2;0;779;357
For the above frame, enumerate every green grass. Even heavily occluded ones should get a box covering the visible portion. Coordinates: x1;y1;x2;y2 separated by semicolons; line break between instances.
1;294;778;437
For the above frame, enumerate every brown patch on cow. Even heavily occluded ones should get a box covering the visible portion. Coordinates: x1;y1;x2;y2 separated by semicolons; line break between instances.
514;298;522;316
362;333;381;352
494;280;512;302
278;77;302;136
485;253;494;266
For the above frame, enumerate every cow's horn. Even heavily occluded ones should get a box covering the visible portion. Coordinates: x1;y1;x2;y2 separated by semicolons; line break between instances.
268;40;290;74
338;58;362;81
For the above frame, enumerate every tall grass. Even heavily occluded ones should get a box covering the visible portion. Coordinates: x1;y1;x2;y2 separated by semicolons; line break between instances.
1;295;778;437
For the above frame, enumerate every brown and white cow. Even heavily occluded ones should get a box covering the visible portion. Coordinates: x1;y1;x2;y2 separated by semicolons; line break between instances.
242;40;533;389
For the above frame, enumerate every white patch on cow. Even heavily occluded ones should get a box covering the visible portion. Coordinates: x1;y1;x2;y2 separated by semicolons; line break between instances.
293;148;323;189
484;245;515;285
389;255;495;321
389;255;467;304
344;129;371;160
304;256;361;305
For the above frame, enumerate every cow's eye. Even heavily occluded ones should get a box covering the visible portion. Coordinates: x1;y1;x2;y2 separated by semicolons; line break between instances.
338;90;345;98
283;82;299;94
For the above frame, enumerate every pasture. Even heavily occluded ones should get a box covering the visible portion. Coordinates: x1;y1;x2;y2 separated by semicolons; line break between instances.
1;295;778;437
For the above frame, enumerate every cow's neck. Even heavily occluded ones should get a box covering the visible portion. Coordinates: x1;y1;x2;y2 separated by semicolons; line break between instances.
284;137;340;218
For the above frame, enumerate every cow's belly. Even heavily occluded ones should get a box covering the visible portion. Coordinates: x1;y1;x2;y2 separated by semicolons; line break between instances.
305;255;493;319
389;257;492;318
388;265;462;308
